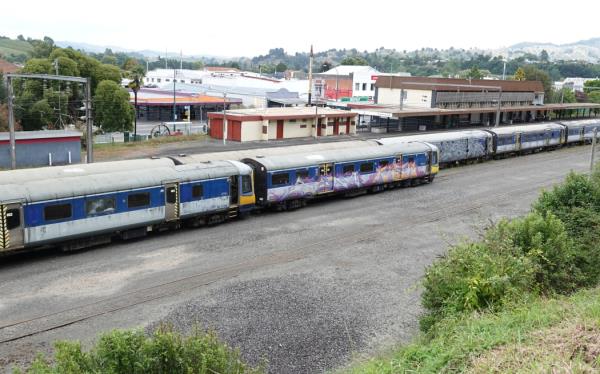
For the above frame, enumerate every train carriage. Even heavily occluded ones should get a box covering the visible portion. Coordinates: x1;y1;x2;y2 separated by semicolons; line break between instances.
486;123;565;154
376;130;493;165
0;160;254;253
243;142;439;208
559;119;600;144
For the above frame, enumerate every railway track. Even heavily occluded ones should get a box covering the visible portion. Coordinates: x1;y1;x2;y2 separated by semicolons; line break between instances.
0;175;564;345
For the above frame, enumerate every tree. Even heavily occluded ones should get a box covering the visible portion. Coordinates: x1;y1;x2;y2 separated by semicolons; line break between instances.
548;88;576;104
192;60;204;70
30;36;55;58
28;99;55;130
122;57;139;71
514;67;526;81
588;91;600;104
340;56;368;66
93;80;134;133
92;64;122;89
540;49;550;62
584;79;600;94
127;65;145;138
321;61;333;72
275;62;287;72
521;65;552;99
466;65;484;79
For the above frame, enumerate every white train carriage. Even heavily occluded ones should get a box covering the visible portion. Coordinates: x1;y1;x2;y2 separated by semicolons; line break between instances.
487;123;565;154
560;119;600;144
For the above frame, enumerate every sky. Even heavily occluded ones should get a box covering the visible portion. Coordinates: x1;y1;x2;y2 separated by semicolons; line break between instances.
2;0;599;58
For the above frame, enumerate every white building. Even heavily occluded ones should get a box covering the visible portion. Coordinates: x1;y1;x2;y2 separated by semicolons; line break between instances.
554;77;599;92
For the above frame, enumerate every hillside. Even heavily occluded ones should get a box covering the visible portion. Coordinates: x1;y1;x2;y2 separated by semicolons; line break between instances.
0;37;32;62
499;37;600;63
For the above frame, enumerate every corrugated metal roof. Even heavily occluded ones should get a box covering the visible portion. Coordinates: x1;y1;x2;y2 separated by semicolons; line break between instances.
0;131;82;141
375;76;545;93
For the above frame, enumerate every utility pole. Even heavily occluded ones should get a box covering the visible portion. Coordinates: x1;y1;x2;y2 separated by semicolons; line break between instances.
86;77;93;163
591;128;598;174
502;61;506;80
6;76;16;169
222;93;227;145
172;69;177;121
307;45;313;106
495;88;503;127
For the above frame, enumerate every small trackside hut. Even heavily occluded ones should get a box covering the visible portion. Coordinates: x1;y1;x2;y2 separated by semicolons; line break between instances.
243;142;439;210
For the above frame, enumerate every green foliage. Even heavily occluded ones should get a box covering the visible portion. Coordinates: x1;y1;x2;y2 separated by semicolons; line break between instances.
584;78;600;94
17;326;262;374
421;241;536;331
340;56;368;66
421;170;600;332
94;80;134;133
588;91;600;103
491;213;580;293
465;65;484;79
347;287;600;374
521;65;552;98
275;62;287;72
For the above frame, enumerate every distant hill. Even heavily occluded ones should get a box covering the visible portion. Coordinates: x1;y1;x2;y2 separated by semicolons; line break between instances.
0;37;33;62
55;41;216;61
498;38;600;62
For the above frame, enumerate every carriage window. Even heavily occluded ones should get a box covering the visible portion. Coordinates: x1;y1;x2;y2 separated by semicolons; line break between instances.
241;175;253;193
295;169;309;182
360;162;374;173
192;185;203;199
44;203;72;221
128;192;150;208
432;151;438;164
271;173;290;186
342;164;355;174
379;160;389;168
6;209;20;229
86;197;116;216
166;186;178;204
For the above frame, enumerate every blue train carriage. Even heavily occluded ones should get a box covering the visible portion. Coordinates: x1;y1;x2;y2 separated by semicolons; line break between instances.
559;119;600;144
376;130;493;166
242;142;439;209
170;159;255;225
485;123;565;155
0;160;255;253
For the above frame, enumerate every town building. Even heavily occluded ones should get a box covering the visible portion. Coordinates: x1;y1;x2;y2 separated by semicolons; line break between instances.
554;77;599;92
207;107;357;142
0;131;81;168
348;76;600;132
314;65;380;101
130;88;241;122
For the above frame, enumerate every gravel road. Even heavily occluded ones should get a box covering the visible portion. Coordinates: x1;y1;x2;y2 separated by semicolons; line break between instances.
0;145;592;373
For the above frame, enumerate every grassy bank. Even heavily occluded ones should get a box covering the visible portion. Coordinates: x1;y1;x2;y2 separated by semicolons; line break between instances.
347;167;600;373
348;287;600;373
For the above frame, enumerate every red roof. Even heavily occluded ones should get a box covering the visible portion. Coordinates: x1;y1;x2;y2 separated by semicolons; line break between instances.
0;59;19;74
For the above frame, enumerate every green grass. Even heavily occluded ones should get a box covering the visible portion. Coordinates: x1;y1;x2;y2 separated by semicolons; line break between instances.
345;287;600;373
0;38;32;59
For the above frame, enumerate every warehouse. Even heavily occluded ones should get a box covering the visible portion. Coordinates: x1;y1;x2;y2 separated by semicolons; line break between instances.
208;107;357;142
0;131;81;168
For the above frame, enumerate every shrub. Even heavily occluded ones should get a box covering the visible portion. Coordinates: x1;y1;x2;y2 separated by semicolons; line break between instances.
534;170;600;286
16;325;262;374
420;241;537;331
490;212;581;294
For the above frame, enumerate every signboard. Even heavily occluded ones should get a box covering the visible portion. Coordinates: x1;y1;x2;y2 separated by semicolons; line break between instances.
371;75;379;81
351;109;394;118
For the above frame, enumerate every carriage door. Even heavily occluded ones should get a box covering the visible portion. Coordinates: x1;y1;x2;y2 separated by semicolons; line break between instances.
515;133;522;151
0;203;24;251
229;176;239;205
317;163;334;194
164;182;180;221
544;130;551;146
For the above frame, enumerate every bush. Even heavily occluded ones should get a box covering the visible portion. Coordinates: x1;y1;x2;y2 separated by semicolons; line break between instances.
16;325;263;374
420;241;536;331
534;171;600;286
490;212;580;294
